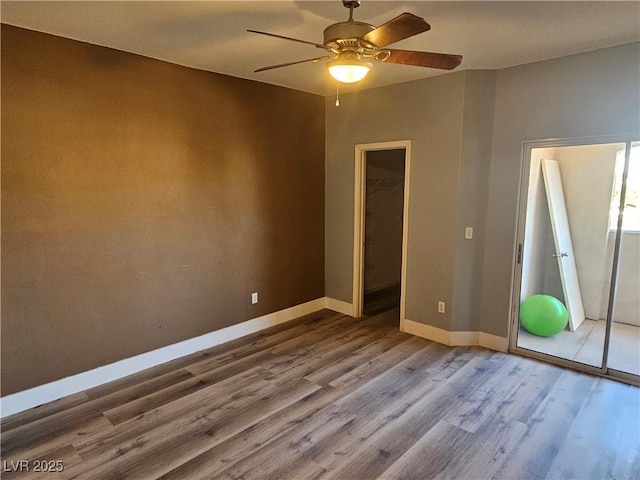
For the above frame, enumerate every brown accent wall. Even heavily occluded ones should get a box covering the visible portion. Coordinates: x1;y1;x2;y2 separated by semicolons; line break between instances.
1;25;325;395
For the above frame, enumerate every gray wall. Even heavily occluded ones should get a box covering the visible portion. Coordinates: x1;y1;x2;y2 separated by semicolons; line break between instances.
325;70;496;332
451;71;496;331
480;42;640;337
326;42;639;338
325;73;464;331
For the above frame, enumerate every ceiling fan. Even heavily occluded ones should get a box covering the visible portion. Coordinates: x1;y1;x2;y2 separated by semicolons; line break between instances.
248;0;462;84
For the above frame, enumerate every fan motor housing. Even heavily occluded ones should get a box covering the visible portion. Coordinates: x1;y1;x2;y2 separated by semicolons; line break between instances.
323;21;375;48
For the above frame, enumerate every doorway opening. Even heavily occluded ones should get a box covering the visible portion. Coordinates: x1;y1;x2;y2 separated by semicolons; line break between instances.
511;137;639;383
363;150;406;315
353;141;410;326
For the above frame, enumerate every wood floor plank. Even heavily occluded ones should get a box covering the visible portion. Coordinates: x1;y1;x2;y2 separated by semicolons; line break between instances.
2;427;104;480
327;335;433;391
299;345;480;475
1;368;195;456
265;313;404;387
80;358;202;401
303;327;409;386
71;378;321;480
2;304;637;480
157;386;344;480
214;403;355;480
545;378;640;479
497;356;566;425
493;369;596;479
64;371;279;478
102;350;276;425
1;444;83;480
80;309;338;401
265;310;388;359
71;365;269;458
323;354;524;479
183;323;318;376
2;415;113;467
265;312;364;356
377;420;474;480
432;416;529;480
330;341;464;417
1;392;89;432
443;352;534;432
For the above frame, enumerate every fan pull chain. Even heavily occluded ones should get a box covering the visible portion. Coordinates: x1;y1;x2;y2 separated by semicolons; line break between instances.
335;81;340;107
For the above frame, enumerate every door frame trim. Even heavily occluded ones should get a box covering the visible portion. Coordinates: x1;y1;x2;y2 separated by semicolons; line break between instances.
353;140;411;328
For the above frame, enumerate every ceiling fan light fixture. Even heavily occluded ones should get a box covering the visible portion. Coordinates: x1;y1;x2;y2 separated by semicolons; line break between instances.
250;5;462;84
327;57;372;83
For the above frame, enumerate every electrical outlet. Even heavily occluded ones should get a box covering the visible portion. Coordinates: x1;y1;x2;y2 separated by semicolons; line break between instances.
437;301;446;314
251;292;258;304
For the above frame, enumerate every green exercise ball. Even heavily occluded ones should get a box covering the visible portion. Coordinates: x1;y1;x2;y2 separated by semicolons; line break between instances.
520;294;569;337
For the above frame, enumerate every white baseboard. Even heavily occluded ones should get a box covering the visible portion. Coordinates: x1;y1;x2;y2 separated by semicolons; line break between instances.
403;318;508;353
1;297;339;418
402;319;452;345
325;297;354;316
4;300;511;418
478;332;509;352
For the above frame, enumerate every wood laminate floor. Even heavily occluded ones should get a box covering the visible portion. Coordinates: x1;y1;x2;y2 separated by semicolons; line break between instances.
363;284;401;316
2;308;639;480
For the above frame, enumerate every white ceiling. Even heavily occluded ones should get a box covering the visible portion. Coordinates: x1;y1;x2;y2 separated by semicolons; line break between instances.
2;1;639;96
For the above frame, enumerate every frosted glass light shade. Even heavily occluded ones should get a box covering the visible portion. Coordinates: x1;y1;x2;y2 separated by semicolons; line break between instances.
327;58;371;83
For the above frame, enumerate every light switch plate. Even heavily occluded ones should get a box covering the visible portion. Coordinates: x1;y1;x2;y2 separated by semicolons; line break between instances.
465;227;473;239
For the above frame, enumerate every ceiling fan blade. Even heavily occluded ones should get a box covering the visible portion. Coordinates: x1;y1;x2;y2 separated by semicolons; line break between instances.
254;56;332;73
361;13;430;48
385;49;462;70
247;30;330;51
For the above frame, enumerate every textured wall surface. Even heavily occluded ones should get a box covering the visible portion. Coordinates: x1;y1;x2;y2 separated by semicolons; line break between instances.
325;43;640;339
1;25;325;395
325;72;466;331
481;42;640;337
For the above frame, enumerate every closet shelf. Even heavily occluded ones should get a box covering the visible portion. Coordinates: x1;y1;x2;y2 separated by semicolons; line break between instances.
366;178;404;196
